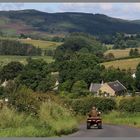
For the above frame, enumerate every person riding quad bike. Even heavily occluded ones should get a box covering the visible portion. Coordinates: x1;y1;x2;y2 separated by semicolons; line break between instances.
88;106;100;117
87;106;102;129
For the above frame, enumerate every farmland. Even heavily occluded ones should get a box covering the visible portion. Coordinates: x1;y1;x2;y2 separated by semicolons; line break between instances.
105;48;140;58
0;37;62;50
0;55;54;66
101;57;140;71
19;39;62;50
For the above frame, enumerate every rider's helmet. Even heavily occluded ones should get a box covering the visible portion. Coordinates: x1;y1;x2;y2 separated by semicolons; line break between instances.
92;106;96;110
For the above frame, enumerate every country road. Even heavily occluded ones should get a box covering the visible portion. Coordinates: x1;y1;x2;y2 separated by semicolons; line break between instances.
69;124;140;137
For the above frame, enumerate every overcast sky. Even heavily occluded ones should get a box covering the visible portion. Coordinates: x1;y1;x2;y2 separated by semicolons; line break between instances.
0;3;140;20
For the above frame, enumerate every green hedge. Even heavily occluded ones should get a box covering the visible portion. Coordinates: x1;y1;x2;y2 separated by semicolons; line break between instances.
64;97;116;115
119;96;140;112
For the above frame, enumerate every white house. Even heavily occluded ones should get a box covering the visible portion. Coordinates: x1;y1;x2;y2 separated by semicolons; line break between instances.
132;73;136;79
53;80;59;91
1;80;8;87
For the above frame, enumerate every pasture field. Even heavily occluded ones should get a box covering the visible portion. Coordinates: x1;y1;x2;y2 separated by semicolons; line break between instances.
101;57;140;70
105;48;140;58
19;39;62;50
0;55;54;66
0;37;62;50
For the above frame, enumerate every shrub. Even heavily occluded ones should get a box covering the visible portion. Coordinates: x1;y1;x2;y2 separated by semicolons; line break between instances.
134;97;140;112
64;97;116;115
119;97;134;112
9;86;40;115
39;101;78;135
119;96;140;112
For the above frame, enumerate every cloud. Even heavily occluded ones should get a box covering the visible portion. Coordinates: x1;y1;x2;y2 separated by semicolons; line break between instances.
98;3;113;10
0;3;24;11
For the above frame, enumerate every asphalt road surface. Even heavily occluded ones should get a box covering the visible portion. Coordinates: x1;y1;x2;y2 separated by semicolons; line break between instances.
69;124;140;137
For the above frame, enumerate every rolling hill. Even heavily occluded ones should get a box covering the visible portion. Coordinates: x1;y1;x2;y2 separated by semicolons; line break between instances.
0;9;140;37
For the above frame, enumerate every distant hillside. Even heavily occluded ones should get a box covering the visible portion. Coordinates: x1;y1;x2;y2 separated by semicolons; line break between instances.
131;20;140;24
0;9;140;37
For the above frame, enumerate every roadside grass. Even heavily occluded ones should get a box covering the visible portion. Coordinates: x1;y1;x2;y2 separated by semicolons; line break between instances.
39;102;78;136
101;57;140;70
103;111;140;128
0;55;54;66
0;103;78;137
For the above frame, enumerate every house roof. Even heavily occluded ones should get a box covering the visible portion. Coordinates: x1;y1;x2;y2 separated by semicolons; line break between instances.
107;80;127;93
89;83;102;92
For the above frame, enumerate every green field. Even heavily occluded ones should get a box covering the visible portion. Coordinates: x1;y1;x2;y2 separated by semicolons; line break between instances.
19;39;62;50
0;55;54;66
105;48;140;58
0;37;62;50
101;57;140;71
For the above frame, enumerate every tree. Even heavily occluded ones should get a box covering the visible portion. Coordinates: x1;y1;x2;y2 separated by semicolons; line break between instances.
134;48;139;56
104;53;115;60
17;59;54;92
19;33;27;39
129;48;134;56
0;39;42;56
55;33;105;61
0;61;24;81
136;63;140;90
114;33;127;49
37;75;55;92
71;80;88;97
126;40;139;48
129;48;139;56
59;80;73;92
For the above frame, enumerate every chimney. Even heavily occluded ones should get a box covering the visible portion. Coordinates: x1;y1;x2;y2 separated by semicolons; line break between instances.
101;80;104;86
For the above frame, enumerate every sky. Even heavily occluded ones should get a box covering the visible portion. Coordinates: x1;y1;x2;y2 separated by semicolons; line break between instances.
0;3;140;20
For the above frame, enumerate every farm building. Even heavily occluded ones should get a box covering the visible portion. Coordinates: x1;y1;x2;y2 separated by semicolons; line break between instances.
89;80;127;97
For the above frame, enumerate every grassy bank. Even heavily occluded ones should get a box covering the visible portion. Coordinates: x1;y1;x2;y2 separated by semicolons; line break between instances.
103;111;140;128
0;103;78;137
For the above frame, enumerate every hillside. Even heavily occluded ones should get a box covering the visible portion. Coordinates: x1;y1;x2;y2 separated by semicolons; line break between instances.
0;9;140;37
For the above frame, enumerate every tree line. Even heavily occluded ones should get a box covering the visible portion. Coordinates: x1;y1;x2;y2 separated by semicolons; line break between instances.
114;33;140;49
0;39;41;56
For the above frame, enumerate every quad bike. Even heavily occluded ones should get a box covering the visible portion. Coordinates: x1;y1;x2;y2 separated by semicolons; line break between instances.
87;112;102;129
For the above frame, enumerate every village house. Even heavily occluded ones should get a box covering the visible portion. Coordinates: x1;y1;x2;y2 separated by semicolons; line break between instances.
53;80;59;91
1;80;9;87
89;80;127;97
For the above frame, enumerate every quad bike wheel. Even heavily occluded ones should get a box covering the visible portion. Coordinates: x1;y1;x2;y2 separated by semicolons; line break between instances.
87;122;91;129
98;123;102;129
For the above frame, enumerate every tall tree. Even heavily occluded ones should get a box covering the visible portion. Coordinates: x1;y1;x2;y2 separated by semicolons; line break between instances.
0;61;24;81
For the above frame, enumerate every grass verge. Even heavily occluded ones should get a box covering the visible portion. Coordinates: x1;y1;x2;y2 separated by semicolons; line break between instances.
103;111;140;128
0;103;78;137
